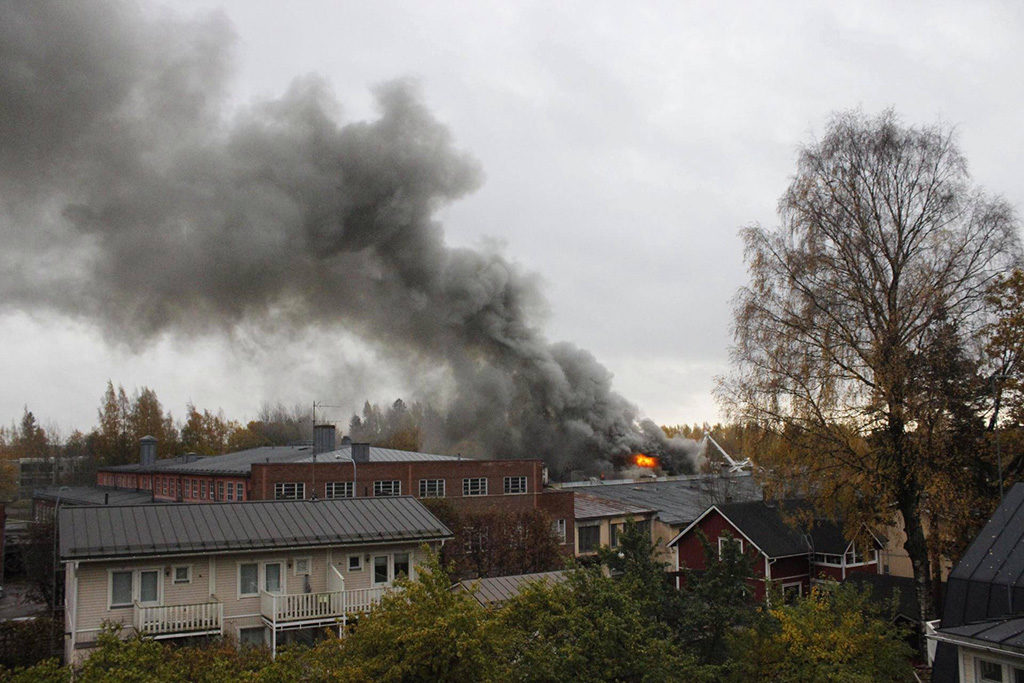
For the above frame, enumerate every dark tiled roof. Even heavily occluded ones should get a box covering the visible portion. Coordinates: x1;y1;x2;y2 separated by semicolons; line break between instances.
60;496;452;560
715;500;812;557
571;474;762;526
99;444;463;477
454;571;569;607
574;493;654;520
34;486;154;506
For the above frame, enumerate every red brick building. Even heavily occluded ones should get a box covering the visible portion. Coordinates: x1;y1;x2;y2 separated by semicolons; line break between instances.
668;500;881;601
94;433;575;556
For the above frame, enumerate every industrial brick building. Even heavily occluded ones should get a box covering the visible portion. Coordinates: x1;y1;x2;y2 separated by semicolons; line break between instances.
85;428;575;556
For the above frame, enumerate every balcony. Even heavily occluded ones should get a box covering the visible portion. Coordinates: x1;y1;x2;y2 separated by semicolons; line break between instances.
133;600;223;639
259;587;388;629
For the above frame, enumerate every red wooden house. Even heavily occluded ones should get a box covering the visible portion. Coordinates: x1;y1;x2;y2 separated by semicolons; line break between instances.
667;500;882;601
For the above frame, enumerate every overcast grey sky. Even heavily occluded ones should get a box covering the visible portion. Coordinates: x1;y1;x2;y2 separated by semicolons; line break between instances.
2;0;1022;438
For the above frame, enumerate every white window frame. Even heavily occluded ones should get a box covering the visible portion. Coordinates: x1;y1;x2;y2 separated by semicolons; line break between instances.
273;482;305;500
553;518;567;543
503;476;527;494
976;657;1005;683
717;535;744;558
418;479;445;498
373;480;401;497
393;552;413;580
264;561;284;594
293;557;311;576
108;567;163;609
237;562;260;598
325;481;354;499
462;477;487;496
372;555;390;586
239;626;266;648
172;565;192;584
782;581;802;602
347;554;363;572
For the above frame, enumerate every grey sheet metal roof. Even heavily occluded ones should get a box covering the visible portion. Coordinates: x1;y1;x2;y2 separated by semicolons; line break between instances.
34;486;153;506
574;493;654;520
454;571;569;607
60;496;452;561
99;444;463;477
935;615;1024;654
572;474;762;527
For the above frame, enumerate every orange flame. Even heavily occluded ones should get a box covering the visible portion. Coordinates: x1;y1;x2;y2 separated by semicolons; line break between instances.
634;454;658;468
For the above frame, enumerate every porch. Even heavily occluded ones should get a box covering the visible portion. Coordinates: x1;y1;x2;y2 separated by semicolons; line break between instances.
259;586;388;630
133;600;223;639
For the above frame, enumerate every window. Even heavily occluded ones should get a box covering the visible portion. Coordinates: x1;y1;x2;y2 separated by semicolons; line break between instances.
373;556;389;585
814;553;843;565
239;627;265;648
718;535;743;558
294;558;311;575
462;477;487;496
978;659;1004;683
139;570;159;604
264;562;282;593
217;481;224;500
418;479;445;498
274;482;305;500
192;480;199;498
239;563;259;597
503;476;527;494
201;481;207;498
394;553;410;579
237;485;245;501
578;525;600;553
553;519;567;543
782;582;802;604
348;555;363;572
111;571;133;608
173;566;191;584
325;481;354;499
110;569;160;608
373;480;401;497
610;523;624;548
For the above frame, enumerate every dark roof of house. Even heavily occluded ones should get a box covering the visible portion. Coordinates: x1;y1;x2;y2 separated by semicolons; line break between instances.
942;483;1024;628
714;500;812;557
669;499;861;559
935;615;1024;655
453;571;569;607
933;484;1024;683
574;493;654;520
99;444;463;477
571;474;762;527
34;486;155;506
59;496;452;561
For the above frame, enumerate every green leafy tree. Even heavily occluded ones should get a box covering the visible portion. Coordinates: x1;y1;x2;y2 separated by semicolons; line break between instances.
328;550;506;681
730;581;914;682
677;531;760;665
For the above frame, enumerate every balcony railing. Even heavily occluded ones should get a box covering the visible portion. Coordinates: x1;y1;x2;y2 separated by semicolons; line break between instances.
133;600;223;639
260;587;389;627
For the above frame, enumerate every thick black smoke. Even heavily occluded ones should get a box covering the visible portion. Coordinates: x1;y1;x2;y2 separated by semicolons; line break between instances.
0;1;696;475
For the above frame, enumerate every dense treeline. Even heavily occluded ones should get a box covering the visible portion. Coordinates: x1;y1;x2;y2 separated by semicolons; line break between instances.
0;527;914;682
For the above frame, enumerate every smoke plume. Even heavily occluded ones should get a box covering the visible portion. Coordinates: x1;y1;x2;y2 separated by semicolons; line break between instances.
0;0;696;475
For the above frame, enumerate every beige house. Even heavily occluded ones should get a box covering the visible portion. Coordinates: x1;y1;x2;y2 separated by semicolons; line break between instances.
59;497;452;663
573;492;657;558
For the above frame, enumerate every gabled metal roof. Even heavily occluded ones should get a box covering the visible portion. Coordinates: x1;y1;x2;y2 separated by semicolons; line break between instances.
453;571;570;607
571;474;762;527
98;444;464;477
59;497;452;561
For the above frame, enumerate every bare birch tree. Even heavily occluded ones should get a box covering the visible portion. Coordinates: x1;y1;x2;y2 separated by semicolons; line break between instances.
719;110;1020;632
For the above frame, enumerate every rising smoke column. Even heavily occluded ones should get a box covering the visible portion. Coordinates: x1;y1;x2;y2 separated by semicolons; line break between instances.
0;0;696;475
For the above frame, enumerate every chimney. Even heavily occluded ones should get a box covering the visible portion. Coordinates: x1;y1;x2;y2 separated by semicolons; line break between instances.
313;424;337;455
351;442;370;463
139;436;157;467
